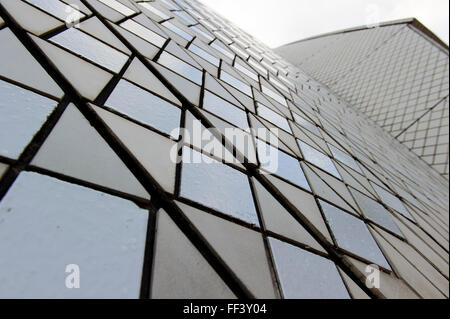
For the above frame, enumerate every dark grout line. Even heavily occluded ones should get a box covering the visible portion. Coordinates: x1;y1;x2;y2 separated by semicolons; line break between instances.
174;195;261;231
140;200;159;299
0;74;61;101
173;109;186;198
40;14;92;39
116;12;140;25
0;95;71;201
93;54;135;106
158;197;255;299
248;176;284;299
152;37;171;62
251;173;385;299
93;103;176;141
26;165;150;209
395;95;449;139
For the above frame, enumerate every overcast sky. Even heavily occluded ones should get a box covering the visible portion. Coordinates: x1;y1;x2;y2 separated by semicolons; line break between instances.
198;0;449;48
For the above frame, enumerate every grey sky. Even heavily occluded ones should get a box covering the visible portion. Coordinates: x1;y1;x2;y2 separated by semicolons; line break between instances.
198;0;449;48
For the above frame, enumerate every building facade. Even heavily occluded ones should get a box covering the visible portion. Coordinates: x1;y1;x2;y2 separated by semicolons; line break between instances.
276;19;449;179
0;0;448;298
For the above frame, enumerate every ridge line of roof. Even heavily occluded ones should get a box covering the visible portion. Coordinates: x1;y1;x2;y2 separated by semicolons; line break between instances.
276;18;448;51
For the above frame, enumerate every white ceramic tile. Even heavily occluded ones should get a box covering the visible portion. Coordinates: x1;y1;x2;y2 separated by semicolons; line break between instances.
85;0;124;21
151;209;235;299
298;140;340;178
371;226;449;297
183;111;238;163
180;146;259;225
79;17;131;54
60;0;92;14
0;79;57;159
105;79;181;136
302;163;357;214
0;171;148;298
269;237;350;299
351;189;403;236
261;85;287;106
177;201;277;299
234;60;258;82
347;256;420;299
252;178;326;253
211;40;235;60
329;144;362;173
369;226;446;298
204;73;242;107
139;2;170;20
393;213;449;276
203;91;248;129
150;60;200;105
173;10;196;25
165;40;200;67
158;52;202;85
31;104;149;199
256;139;310;190
132;14;168;36
198;109;257;165
371;183;414;220
292;112;321;136
50;28;129;73
25;0;85;21
189;25;214;42
31;34;113;101
111;23;159;59
219;79;256;112
310;163;360;212
257;103;291;133
265;174;333;242
123;58;181;106
1;0;63;36
98;0;135;16
319;200;391;269
189;44;220;66
0;29;63;99
161;21;193;41
93;105;177;193
120;19;166;47
220;70;252;96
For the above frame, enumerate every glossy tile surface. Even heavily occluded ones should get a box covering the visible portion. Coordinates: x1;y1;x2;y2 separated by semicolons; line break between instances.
105;79;181;135
50;28;129;73
0;172;148;298
180;147;259;225
0;79;57;159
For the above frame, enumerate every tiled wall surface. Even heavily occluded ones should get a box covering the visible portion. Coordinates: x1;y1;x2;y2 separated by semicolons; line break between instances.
0;0;448;299
276;22;449;179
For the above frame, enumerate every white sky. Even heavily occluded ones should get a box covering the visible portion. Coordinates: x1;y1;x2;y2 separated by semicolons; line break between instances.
198;0;449;48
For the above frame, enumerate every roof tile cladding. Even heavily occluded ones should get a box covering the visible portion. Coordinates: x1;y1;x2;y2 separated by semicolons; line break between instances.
0;0;448;298
275;20;449;179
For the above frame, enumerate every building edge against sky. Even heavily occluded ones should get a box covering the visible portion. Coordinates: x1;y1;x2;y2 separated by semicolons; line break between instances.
275;18;449;179
0;0;448;299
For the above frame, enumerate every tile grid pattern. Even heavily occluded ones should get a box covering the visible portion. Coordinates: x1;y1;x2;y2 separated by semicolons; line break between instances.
276;21;449;179
0;0;448;299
